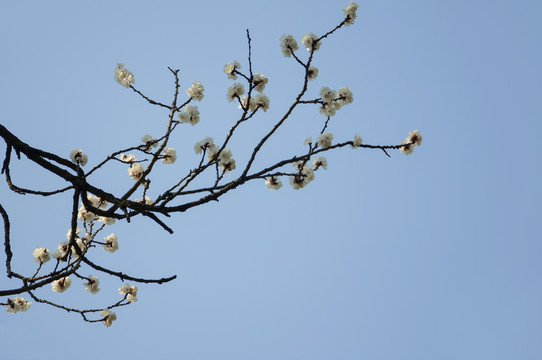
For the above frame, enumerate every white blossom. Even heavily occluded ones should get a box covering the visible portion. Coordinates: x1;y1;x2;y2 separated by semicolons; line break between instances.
351;133;363;148
320;87;336;103
101;309;117;327
103;234;119;253
84;275;100;294
307;66;319;80
252;73;268;92
136;196;153;205
301;32;321;52
51;276;71;293
69;149;88;166
119;284;138;302
226;82;246;102
399;140;415;155
194;137;216;155
218;149;236;173
249;93;270;112
52;241;69;261
265;176;283;190
32;247;51;264
238;95;249;110
161;147;177;164
52;239;85;260
114;63;134;87
317;132;333;149
187;81;204;101
337;86;354;104
343;1;359;26
223;61;241;79
406;129;422;146
141;135;158;150
77;204;98;223
304;137;312;146
120;153;136;163
128;162;144;181
98;216;116;226
319;102;339;117
87;194;107;209
66;227;82;240
280;34;299;57
178;105;200;126
289;164;315;190
5;297;31;313
312;156;328;170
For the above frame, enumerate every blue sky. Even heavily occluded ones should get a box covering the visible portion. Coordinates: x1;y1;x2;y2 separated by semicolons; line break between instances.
1;0;541;359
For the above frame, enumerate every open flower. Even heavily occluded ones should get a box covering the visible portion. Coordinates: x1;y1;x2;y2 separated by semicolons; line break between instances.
307;66;319;80
265;176;283;190
178;105;200;126
103;234;119;253
119;284;138;302
32;247;51;264
351;134;363;148
51;276;71;293
187;81;204;101
128;163;144;180
406;130;422;146
301;32;320;52
252;73;268;92
289;164;315;190
399;140;415;155
337;86;354;105
70;149;88;166
226;83;246;102
161;147;177;164
84;275;100;294
280;34;299;57
343;1;359;26
312;156;328;170
223;61;241;79
114;63;134;87
101;309;117;327
5;297;31;313
316;132;333;149
249;93;270;112
218;149;236;173
141;135;158;150
194;137;216;155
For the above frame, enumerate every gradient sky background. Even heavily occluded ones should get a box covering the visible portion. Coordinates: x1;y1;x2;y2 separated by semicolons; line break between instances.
1;0;541;359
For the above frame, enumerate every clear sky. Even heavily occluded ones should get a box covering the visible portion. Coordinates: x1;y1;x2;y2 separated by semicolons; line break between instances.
1;0;541;359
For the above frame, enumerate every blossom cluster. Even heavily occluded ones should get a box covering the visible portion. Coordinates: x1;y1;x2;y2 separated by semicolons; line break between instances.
301;33;320;52
223;61;241;79
319;86;354;117
224;60;270;112
194;136;217;157
84;275;100;294
119;284;138;302
399;130;423;155
289;161;315;190
101;309;117;327
77;194;114;225
69;149;88;167
5;297;31;313
161;147;177;164
141;135;159;151
343;1;359;26
187;81;205;101
51;276;71;293
317;132;334;149
178;105;200;126
114;63;134;87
